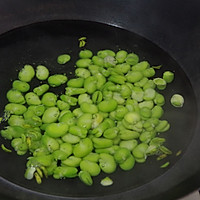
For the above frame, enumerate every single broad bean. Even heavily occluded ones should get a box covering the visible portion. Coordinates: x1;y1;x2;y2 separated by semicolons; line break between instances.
126;71;143;83
84;76;97;94
53;166;77;179
97;50;115;59
151;105;164;119
99;153;116;174
80;102;98;114
78;93;92;105
62;133;80;144
57;54;71;64
103;127;119;139
154;93;165;106
48;74;68;87
46;123;68;138
119;155;135;171
114;147;131;164
83;152;100;163
12;80;30;92
77;113;92;130
119;140;138;151
18;65;35;82
8;115;25;127
36;65;49;80
170;94;184;107
73;138;93;158
60;94;78;106
92;137;113;149
115;50;128;63
56;100;70;110
132;61;149;71
7;89;25;104
42;135;60;153
25;92;41;105
98;99;117;113
132;143;149;159
75;68;91;78
67;78;84;88
92;56;104;66
163;71;174;83
41;92;57;107
155;120;170;132
143;68;155;78
59;112;76;126
78;171;93;186
33;84;49;96
80;160;101;176
42;107;60;124
153;78;167;90
62;156;82;167
79;49;93;59
76;58;92;68
5;103;27;115
125;53;139;65
65;87;86;96
69;125;88;138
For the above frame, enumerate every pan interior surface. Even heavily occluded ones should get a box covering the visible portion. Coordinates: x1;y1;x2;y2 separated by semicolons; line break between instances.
0;20;197;198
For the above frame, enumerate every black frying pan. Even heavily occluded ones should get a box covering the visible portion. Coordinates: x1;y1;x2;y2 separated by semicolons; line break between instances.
0;1;200;200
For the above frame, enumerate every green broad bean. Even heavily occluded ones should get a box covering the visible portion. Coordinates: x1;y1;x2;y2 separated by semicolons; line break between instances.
11;138;28;155
76;58;92;68
53;150;69;160
97;99;117;113
110;105;128;121
80;102;98;114
95;145;119;155
83;153;100;162
79;49;93;59
143;68;155;77
155;120;170;132
53;166;78;179
41;92;57;107
132;61;150;71
42;107;60;124
100;176;113;186
24;113;42;127
62;156;82;167
58;112;76;126
139;100;154;109
114;63;130;74
139;131;155;143
140;107;152;120
95;73;106;89
65;87;86;96
120;84;132;99
69;125;88;138
170;94;184;107
99;153;116;174
103;127;119;139
119;140;138;151
78;93;92;105
151;105;164;119
92;137;113;149
125;53;139;65
42;135;60;153
143;80;156;90
78;171;93;186
92;91;103;104
72;108;84;118
88;65;100;75
5;103;27;115
48;74;67;87
59;143;73;157
163;71;174;83
112;92;125;104
33;146;49;157
57;54;71;64
108;74;126;84
92;56;104;66
124;112;140;124
114;147;131;164
150;137;166;146
153;78;167;90
18;65;35;82
98;67;110;77
27;154;54;167
119;155;135;171
25;92;41;105
12;80;30;92
1;126;24;140
62;133;80;144
33;84;49;96
143;88;156;100
132;143;149;159
75;68;91;78
91;120;110;137
46;123;68;138
154;93;165;106
131;86;144;102
67;78;84;88
8;115;25;127
36;65;49;80
80;160;101;176
73;138;93;158
91;113;104;129
56;100;70;110
134;77;149;87
77;113;92;130
60;94;78;106
84;76;97;94
126;71;143;83
7;89;25;104
97;50;115;59
119;129;140;140
104;56;117;68
116;50;128;63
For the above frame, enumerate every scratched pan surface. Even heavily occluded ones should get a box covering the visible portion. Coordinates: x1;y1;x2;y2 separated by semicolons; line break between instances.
0;20;198;200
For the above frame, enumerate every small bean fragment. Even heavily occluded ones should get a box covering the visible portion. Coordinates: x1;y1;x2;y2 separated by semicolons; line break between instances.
100;176;113;186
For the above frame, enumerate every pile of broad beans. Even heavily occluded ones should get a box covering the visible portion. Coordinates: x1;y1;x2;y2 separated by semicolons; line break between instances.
1;49;176;186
